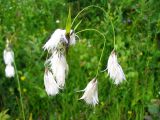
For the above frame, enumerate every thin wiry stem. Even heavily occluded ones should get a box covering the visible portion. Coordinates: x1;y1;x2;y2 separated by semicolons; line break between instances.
72;5;116;49
72;5;116;77
74;20;82;31
72;5;106;27
76;28;107;78
71;5;93;27
13;61;25;120
110;18;116;50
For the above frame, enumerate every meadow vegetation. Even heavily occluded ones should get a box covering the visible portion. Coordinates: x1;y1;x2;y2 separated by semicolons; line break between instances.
0;0;160;120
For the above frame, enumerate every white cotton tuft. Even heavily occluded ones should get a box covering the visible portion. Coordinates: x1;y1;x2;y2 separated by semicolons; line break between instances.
5;64;15;78
44;70;59;96
3;49;14;65
3;41;15;78
43;29;78;52
49;52;68;88
43;29;68;52
107;50;126;85
69;30;76;45
80;78;99;106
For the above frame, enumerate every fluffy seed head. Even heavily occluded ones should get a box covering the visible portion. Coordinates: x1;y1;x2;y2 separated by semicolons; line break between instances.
3;48;14;65
5;64;15;78
47;52;68;88
44;69;60;96
43;29;77;52
107;50;126;85
43;29;68;52
80;78;99;106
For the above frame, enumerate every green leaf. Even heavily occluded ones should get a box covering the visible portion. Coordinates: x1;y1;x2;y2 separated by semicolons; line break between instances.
65;7;71;34
74;20;82;31
0;109;10;120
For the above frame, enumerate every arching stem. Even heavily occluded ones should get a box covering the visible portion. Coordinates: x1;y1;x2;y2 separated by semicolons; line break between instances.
76;28;107;78
110;19;116;50
72;5;116;50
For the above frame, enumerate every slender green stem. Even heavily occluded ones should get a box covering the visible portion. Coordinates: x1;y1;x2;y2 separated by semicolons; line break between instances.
71;5;107;27
73;5;116;77
71;5;93;27
74;20;82;31
76;28;107;78
110;19;116;50
13;61;25;120
72;5;116;50
76;28;105;38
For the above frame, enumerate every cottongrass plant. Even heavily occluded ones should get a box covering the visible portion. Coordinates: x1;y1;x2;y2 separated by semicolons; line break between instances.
43;29;76;96
73;5;126;106
3;39;25;119
3;40;15;78
42;5;127;106
107;50;126;85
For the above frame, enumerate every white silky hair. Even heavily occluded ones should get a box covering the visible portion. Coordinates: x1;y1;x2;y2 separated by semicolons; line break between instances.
80;78;99;106
44;70;59;96
3;49;14;65
48;52;69;88
5;64;15;78
43;29;77;52
107;51;126;85
43;28;77;96
43;29;68;52
69;30;76;45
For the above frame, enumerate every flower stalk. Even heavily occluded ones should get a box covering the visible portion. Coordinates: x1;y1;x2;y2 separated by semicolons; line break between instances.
76;28;107;106
76;28;107;77
13;61;25;120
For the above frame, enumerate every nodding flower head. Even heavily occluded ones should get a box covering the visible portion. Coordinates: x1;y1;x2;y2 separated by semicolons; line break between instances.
80;78;99;106
43;29;77;52
43;28;77;96
107;50;126;85
47;51;69;88
44;69;60;96
43;29;68;52
3;47;14;65
5;64;15;78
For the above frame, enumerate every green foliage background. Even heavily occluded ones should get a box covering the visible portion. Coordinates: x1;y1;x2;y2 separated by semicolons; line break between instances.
0;0;160;120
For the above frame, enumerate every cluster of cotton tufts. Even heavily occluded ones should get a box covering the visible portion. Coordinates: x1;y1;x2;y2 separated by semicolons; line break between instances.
3;40;15;78
107;50;126;85
80;78;99;106
43;29;76;96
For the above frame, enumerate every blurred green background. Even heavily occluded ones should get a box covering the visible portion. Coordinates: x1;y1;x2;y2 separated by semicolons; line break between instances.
0;0;160;120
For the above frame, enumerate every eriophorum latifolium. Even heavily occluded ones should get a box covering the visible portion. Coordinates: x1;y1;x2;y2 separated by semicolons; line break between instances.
3;39;25;119
42;5;126;106
3;39;15;78
1;1;159;119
